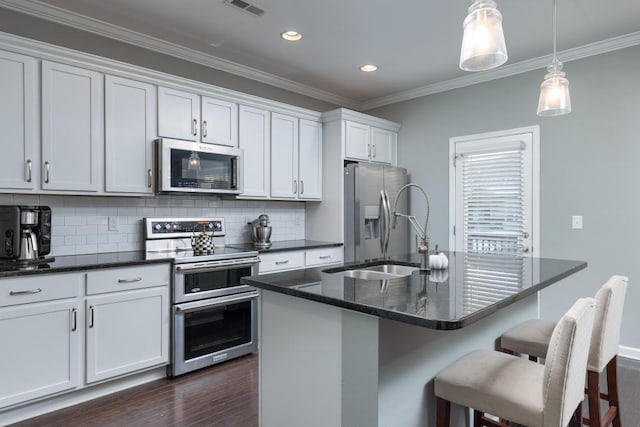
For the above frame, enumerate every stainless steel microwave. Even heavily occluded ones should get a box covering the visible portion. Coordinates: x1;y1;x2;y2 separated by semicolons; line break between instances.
156;138;243;195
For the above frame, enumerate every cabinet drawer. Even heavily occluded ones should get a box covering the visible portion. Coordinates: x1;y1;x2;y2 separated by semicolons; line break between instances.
0;273;81;307
259;250;305;273
86;264;170;295
305;247;344;267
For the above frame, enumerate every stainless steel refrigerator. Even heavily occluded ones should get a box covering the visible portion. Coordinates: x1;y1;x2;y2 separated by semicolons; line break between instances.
344;163;409;262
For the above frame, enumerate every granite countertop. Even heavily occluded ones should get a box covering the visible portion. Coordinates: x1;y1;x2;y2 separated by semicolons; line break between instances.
228;239;342;253
0;251;172;278
241;251;587;330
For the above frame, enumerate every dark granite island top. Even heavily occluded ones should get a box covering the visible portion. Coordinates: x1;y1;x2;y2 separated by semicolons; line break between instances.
241;251;586;330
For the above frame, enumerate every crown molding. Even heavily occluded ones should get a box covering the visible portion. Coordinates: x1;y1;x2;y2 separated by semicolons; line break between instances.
0;0;360;110
360;31;640;110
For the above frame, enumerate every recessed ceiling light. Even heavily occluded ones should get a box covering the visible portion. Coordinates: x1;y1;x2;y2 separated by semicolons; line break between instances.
360;64;378;72
281;31;302;41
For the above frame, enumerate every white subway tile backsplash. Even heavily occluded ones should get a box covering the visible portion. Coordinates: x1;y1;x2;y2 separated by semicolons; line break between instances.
2;195;306;256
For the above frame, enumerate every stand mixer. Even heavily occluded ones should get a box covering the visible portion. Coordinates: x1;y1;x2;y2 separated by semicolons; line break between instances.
249;214;272;248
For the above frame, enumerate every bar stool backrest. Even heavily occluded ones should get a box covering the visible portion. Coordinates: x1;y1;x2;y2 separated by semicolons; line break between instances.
588;275;628;372
542;297;595;427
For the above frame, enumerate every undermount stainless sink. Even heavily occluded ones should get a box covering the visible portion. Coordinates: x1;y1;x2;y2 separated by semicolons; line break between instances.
327;264;419;280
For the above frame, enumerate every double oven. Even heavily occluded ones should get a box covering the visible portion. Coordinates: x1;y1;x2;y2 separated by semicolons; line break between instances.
144;217;260;376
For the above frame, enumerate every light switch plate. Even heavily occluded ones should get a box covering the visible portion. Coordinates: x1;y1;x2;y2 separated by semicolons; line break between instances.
108;216;119;231
572;215;583;229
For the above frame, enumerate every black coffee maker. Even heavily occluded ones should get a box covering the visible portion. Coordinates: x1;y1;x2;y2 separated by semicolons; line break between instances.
0;206;52;264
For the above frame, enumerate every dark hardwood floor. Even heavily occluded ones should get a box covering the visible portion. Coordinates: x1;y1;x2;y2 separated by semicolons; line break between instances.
9;355;640;427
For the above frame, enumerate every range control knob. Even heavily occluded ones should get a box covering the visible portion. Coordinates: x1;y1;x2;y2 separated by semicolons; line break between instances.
164;223;172;231
205;222;214;230
153;223;162;231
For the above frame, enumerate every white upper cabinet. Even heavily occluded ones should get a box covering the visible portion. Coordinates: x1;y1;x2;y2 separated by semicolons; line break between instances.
158;87;238;147
201;96;238;146
271;113;299;199
0;50;38;191
158;87;200;141
239;105;270;198
41;61;103;192
105;76;156;194
298;119;322;200
344;119;396;164
345;121;371;161
370;127;394;164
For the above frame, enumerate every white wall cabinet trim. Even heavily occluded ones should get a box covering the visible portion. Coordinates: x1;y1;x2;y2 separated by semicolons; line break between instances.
201;96;238;147
270;113;299;199
157;86;200;142
298;119;323;200
239;105;271;198
41;60;103;192
105;75;156;194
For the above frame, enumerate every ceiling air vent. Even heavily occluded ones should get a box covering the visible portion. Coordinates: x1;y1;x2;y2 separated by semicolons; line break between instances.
224;0;265;17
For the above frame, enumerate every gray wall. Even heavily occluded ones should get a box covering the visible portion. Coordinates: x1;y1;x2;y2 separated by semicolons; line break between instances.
0;8;339;112
368;45;640;350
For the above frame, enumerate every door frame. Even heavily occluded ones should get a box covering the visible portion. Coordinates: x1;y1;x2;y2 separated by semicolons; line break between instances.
448;125;540;255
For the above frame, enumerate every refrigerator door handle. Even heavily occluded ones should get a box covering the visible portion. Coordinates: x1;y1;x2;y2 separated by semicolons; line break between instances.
380;189;391;258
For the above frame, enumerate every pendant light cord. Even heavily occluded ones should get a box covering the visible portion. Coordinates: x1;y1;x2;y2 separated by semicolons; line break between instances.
552;0;558;63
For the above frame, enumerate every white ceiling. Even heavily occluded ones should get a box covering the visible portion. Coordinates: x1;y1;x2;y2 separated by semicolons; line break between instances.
2;0;640;109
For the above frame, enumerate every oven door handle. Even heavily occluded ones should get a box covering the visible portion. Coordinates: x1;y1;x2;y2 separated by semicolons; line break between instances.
174;291;259;313
174;257;261;273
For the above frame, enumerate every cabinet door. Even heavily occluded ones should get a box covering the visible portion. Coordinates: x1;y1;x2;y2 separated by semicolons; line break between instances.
158;87;199;141
298;119;322;200
0;299;80;408
41;61;102;192
0;50;38;190
271;113;299;199
201;96;238;147
370;127;394;164
239;105;270;198
86;287;169;384
344;121;371;161
105;76;156;194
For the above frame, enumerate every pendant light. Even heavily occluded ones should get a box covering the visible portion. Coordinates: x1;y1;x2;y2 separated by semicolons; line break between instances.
459;0;508;72
537;0;571;116
188;151;201;170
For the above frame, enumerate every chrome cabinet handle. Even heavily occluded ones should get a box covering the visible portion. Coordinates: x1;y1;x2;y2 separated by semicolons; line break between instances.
192;119;198;136
202;120;208;138
372;145;377;158
293;180;297;194
367;144;371;157
300;180;304;195
89;305;95;328
118;277;142;284
275;260;289;265
319;255;331;260
147;169;153;188
10;288;42;296
71;308;77;332
26;160;32;183
522;247;530;253
44;161;50;183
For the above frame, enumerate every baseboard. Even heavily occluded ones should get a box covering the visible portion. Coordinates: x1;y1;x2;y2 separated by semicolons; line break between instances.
0;366;166;425
619;345;640;360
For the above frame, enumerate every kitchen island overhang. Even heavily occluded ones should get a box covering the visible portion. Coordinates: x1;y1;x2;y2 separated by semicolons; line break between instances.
242;252;587;427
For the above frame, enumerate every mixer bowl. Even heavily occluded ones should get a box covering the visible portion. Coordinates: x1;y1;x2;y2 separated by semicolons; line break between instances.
254;226;272;244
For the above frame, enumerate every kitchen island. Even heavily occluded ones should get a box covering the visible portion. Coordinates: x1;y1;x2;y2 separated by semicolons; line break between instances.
241;251;586;427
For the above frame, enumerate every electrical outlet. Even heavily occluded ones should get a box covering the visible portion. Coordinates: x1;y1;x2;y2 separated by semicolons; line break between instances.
572;215;583;230
294;215;301;226
108;216;119;231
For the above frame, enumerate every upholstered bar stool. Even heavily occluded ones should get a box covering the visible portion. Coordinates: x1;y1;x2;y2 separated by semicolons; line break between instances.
435;298;595;427
500;275;628;427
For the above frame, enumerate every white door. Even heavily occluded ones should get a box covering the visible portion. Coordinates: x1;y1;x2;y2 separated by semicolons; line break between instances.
0;50;38;190
344;121;371;160
41;61;102;192
298;119;322;200
105;75;156;194
201;96;238;146
158;87;200;141
370;127;394;164
0;299;80;408
449;126;540;256
271;113;299;199
86;287;169;384
239;105;270;198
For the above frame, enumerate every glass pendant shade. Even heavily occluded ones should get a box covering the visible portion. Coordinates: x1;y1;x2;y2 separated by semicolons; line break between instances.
537;62;571;116
188;151;201;170
459;0;508;71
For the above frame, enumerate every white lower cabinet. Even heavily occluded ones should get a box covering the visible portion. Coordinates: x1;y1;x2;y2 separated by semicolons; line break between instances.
259;247;343;273
0;274;82;409
86;287;169;384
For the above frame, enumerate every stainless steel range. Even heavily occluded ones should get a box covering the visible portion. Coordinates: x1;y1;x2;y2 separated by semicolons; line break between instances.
144;217;260;376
